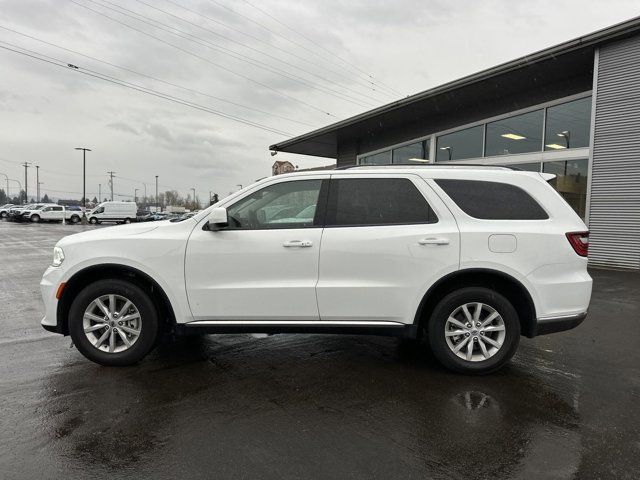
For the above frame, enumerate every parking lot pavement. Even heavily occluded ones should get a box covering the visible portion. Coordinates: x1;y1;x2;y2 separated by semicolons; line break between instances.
0;221;639;480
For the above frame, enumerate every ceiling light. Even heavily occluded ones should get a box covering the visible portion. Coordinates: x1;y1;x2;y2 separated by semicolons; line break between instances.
408;158;430;163
501;133;526;140
546;144;566;150
439;147;451;150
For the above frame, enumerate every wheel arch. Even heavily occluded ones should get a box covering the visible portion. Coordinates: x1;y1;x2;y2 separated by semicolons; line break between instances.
414;268;538;338
57;263;177;335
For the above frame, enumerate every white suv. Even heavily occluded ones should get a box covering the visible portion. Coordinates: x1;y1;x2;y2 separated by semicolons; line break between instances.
40;166;592;374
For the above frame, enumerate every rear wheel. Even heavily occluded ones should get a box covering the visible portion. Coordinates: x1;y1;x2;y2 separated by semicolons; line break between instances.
68;279;160;366
123;217;131;224
70;215;80;224
1;211;7;218
427;287;520;375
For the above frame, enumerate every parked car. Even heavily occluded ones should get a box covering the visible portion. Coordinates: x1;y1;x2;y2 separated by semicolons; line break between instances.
0;203;15;218
22;204;82;224
8;203;46;221
87;201;137;224
40;166;592;373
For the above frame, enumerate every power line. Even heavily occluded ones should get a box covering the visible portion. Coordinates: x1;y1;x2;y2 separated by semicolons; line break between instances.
69;0;340;117
0;24;319;129
83;0;378;108
160;0;394;98
209;0;402;97
0;41;297;136
131;0;391;104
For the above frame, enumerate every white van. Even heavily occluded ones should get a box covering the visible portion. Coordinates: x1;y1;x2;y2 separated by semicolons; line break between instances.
87;202;137;224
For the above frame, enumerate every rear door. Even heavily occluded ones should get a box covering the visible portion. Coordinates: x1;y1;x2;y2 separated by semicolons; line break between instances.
316;173;460;324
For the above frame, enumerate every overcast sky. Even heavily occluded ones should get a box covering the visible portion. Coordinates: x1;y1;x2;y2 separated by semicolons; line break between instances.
0;0;639;203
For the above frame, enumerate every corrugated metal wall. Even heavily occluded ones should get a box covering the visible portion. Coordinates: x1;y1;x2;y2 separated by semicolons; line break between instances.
589;35;640;269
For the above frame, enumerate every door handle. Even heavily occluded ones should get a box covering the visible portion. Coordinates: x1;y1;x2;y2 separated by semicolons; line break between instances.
283;240;313;248
419;237;449;246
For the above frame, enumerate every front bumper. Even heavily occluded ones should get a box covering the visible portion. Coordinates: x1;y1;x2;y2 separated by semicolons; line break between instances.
534;311;587;336
40;265;64;334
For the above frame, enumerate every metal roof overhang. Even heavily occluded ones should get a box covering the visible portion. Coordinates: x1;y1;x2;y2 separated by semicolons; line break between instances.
270;16;640;159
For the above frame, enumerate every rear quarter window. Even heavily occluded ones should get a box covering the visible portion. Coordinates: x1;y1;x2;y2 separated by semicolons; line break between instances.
434;179;549;220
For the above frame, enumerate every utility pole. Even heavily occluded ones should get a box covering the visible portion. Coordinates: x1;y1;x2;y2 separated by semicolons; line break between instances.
134;188;139;204
21;162;31;204
155;175;159;212
75;148;91;223
98;183;101;202
191;188;196;209
35;165;40;202
107;171;116;201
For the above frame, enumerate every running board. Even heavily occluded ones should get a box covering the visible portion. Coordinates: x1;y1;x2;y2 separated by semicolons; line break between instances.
176;320;417;338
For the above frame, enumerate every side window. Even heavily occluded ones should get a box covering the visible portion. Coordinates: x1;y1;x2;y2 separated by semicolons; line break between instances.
434;179;549;220
52;206;63;211
326;178;438;226
42;207;51;212
226;179;324;230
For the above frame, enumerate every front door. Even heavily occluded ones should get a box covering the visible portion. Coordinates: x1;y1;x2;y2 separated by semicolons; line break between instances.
316;174;460;324
185;176;328;321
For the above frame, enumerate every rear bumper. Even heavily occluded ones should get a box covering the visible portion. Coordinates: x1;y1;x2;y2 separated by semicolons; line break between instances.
534;311;587;336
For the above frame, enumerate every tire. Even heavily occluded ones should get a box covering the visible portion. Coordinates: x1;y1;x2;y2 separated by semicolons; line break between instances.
68;279;160;366
427;287;520;375
123;217;131;224
70;215;80;224
89;217;98;224
30;214;40;223
1;211;6;218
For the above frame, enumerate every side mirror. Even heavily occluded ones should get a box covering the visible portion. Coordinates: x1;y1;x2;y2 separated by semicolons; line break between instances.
207;207;228;230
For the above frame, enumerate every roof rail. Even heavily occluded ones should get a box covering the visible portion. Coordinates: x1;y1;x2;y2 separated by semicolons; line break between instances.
336;164;518;170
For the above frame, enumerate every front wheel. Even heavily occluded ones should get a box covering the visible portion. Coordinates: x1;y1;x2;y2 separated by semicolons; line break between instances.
68;279;160;366
89;217;98;224
70;215;80;224
427;287;520;375
30;214;40;223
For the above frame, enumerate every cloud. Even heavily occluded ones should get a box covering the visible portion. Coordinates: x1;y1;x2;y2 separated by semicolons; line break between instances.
0;0;639;199
107;121;139;135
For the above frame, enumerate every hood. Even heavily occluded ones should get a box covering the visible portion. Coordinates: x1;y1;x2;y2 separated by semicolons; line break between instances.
58;223;160;247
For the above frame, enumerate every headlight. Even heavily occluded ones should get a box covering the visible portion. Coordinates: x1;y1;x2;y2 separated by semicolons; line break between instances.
52;246;65;267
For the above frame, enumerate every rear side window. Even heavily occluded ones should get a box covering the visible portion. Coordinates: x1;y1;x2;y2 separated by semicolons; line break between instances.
326;178;438;226
434;179;548;220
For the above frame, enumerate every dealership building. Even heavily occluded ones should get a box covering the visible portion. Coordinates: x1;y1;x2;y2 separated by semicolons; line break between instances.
271;17;640;270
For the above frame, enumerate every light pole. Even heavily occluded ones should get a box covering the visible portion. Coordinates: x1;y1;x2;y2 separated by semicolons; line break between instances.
191;188;196;209
75;147;91;223
35;165;40;202
98;183;101;202
134;188;139;204
155;175;159;212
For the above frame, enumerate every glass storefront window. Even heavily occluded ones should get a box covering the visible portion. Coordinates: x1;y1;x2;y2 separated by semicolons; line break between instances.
436;125;484;161
360;151;390;165
543;158;589;219
392;140;429;164
544;97;592;151
485;110;543;156
502;162;541;172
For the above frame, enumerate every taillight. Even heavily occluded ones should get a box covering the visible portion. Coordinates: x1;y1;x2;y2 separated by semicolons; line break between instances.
566;231;589;257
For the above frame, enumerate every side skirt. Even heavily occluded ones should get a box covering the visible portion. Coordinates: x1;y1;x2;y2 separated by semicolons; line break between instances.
175;320;418;339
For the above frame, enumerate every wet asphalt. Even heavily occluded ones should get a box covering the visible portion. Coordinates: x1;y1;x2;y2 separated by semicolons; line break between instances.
0;221;639;480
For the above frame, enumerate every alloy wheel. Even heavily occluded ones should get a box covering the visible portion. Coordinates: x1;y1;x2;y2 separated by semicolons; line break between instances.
82;294;142;353
444;302;506;362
